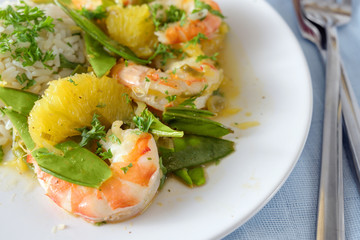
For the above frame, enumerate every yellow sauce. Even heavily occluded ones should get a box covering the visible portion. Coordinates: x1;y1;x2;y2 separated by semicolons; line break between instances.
232;121;260;130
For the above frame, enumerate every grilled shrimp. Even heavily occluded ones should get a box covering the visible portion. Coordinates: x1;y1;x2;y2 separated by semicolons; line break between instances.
111;58;223;111
153;0;223;45
28;121;161;223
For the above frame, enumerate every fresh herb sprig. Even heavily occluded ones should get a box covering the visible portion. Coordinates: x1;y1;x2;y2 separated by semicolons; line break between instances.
133;109;154;133
0;2;56;68
76;114;106;147
150;4;187;31
192;0;225;19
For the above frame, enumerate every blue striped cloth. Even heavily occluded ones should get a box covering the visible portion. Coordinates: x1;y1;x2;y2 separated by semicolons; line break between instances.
224;0;360;239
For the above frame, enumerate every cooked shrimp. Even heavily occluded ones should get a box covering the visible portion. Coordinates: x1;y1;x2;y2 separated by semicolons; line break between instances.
28;121;161;223
111;58;223;111
153;0;223;45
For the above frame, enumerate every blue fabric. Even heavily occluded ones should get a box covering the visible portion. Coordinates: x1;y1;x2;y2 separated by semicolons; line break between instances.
224;0;360;239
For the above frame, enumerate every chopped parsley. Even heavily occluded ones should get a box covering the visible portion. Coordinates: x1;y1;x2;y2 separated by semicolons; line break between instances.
179;96;197;108
15;73;36;90
145;77;151;82
122;93;132;104
196;52;219;62
0;1;56;69
192;0;225;19
151;43;186;65
133;108;154;133
68;78;78;86
99;148;113;160
121;163;133;174
185;33;208;47
109;134;121;144
79;5;107;20
165;91;177;103
76;114;106;147
150;4;187;31
125;60;128;67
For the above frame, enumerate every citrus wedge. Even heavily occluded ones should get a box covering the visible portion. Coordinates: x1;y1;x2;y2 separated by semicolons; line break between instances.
28;73;133;148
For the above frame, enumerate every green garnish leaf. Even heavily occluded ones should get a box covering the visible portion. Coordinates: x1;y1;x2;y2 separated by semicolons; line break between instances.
121;163;133;174
109;134;121;144
68;78;78;86
55;0;148;64
15;73;36;90
196;52;219;62
149;43;186;65
159;135;234;172
179;96;197;108
33;141;112;188
84;33;116;77
193;0;225;19
76;114;106;147
99;148;113;160
133;109;154;133
0;2;56;68
185;33;208;47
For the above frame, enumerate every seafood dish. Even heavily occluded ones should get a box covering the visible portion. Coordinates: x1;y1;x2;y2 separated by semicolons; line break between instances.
0;0;234;223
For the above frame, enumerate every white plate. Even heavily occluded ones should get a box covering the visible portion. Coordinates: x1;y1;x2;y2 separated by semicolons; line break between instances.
0;0;312;239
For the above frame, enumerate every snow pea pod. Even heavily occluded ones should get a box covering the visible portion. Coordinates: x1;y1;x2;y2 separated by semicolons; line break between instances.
33;141;112;188
2;109;35;150
163;107;233;138
159;135;234;172
84;33;116;77
0;87;39;115
174;166;206;187
55;0;149;64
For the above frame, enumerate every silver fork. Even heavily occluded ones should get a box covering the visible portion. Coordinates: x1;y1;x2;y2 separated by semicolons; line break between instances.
298;0;352;239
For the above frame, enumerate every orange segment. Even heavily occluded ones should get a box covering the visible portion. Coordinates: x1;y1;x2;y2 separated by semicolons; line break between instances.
28;73;133;148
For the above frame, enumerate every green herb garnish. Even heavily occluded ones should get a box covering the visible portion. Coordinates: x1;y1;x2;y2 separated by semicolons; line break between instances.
192;0;225;19
0;1;56;68
76;114;106;147
109;134;121;144
121;163;133;174
196;52;219;62
185;33;208;47
99;148;113;160
133;110;154;133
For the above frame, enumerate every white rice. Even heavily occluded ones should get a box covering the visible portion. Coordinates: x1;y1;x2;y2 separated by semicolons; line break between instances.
0;1;85;148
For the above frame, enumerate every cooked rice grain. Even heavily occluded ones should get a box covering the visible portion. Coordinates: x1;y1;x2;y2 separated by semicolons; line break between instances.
0;2;86;150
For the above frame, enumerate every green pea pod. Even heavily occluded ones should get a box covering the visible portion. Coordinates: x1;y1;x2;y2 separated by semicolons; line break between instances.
55;0;149;64
165;106;216;118
0;146;4;163
159;135;234;172
174;168;193;186
84;33;116;77
0;87;39;115
188;167;206;186
2;108;35;150
145;109;183;138
33;141;112;188
163;107;233;138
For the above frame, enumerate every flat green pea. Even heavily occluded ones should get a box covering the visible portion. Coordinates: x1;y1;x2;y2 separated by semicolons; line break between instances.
174;168;193;186
2;108;35;150
188;167;206;186
84;33;116;77
55;0;149;64
0;87;39;115
163;107;233;138
159;135;234;172
33;141;112;188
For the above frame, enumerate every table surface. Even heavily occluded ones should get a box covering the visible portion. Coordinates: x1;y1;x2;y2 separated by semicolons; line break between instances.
224;0;360;239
